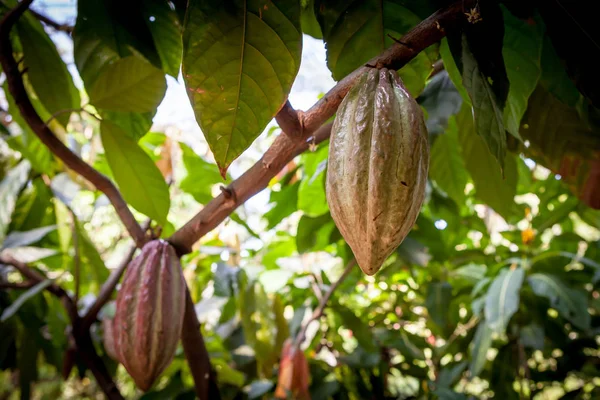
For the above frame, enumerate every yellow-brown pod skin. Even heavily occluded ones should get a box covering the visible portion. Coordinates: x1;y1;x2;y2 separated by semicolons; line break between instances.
326;68;429;275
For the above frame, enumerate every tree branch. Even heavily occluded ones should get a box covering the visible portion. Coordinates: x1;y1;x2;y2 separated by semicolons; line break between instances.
181;288;221;400
275;100;302;139
0;253;124;399
29;9;73;33
294;259;356;350
0;1;146;249
168;0;474;254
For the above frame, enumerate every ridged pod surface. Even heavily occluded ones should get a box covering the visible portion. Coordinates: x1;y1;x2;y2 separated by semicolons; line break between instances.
326;68;429;275
113;240;186;391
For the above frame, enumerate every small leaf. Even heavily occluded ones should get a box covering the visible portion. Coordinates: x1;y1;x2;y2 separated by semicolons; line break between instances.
457;106;518;219
1;280;54;322
297;144;328;217
212;358;246;387
528;273;590;330
460;34;507;169
484;267;524;334
0;161;31;242
89;56;166;113
418;71;463;135
425;282;452;330
100;110;155;142
183;0;302;174
178;143;224;204
1;225;56;250
430;117;469;205
469;322;493;377
17;14;80;126
296;213;335;253
264;181;300;229
100;121;170;224
142;0;183;77
501;7;543;138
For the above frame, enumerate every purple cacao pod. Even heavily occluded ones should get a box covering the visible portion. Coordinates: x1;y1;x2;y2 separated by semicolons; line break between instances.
327;68;429;275
113;240;186;391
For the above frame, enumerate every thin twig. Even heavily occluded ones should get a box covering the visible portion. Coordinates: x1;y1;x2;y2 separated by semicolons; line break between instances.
28;8;73;33
71;215;80;304
0;1;146;248
0;281;36;289
293;259;357;351
168;0;475;254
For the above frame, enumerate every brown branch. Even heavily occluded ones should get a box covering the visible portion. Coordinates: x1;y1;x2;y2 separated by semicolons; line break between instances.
0;252;124;399
293;259;356;350
275;100;302;139
28;9;73;33
181;288;221;400
0;1;146;249
0;281;36;289
169;0;474;254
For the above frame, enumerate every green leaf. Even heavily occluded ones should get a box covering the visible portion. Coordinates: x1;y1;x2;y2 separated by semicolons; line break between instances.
300;0;322;39
1;225;56;250
298;144;328;217
425;282;452;330
533;196;579;232
528;273;590;330
296;213;335;253
100;120;170;224
315;0;435;95
520;85;600;208
539;37;580;107
74;0;162;86
264;182;300;229
0;280;53;322
3;82;53;174
183;0;302;175
430;117;468;205
457;106;518;219
484;267;524;334
439;39;470;104
8;178;54;232
418;71;463;135
519;323;544;350
100;110;155;142
212;358;245;387
89;56;166;113
17;14;80;126
142;0;183;77
501;7;543;138
460;34;507;169
335;306;376;352
246;380;274;399
179;143;224;204
469;322;493;377
73;220;109;294
0;161;31;242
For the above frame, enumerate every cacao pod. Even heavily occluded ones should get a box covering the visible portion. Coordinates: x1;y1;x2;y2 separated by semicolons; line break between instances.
274;339;311;400
326;68;429;275
113;240;186;391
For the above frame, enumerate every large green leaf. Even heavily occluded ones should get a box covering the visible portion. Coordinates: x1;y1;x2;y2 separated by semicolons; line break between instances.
501;7;543;138
142;0;183;77
429;117;468;205
8;178;54;233
17;15;80;126
457;107;518;219
0;161;30;242
0;280;53;322
264;181;300;229
89;56;166;113
296;213;335;253
183;0;302;175
74;0;162;86
539;37;580;107
297;144;328;217
315;0;435;95
73;220;110;294
460;34;507;169
425;281;452;330
528;273;590;330
469;322;493;377
100;121;170;224
520;85;600;208
484;267;524;334
178;143;224;204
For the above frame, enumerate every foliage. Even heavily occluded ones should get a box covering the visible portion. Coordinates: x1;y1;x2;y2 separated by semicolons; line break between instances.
0;0;599;399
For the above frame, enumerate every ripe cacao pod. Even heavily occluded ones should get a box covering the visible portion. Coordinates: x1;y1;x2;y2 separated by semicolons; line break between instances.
113;240;186;391
326;68;429;275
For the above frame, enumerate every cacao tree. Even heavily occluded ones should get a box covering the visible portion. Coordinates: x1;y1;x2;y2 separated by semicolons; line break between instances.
0;0;599;399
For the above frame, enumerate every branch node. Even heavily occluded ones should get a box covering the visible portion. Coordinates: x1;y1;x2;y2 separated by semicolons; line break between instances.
220;186;237;204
